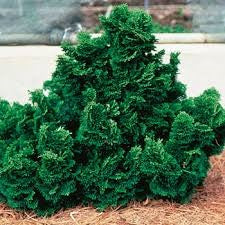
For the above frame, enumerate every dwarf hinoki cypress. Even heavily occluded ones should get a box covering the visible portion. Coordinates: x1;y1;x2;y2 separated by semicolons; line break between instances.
0;5;225;216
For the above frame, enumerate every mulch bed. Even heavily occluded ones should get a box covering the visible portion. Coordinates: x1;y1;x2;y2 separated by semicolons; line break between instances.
0;151;224;225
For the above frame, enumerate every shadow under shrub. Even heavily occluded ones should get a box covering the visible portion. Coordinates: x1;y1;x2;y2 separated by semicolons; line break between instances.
0;4;225;216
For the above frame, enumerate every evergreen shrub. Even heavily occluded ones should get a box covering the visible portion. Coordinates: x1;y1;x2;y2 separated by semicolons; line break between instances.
0;4;225;216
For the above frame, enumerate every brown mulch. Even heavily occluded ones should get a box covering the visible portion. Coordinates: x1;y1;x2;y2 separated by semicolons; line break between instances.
0;152;225;225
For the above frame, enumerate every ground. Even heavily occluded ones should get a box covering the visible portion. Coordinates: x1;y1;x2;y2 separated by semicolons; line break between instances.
0;44;225;224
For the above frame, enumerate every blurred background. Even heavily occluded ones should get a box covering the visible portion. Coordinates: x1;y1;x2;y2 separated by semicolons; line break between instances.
0;0;224;44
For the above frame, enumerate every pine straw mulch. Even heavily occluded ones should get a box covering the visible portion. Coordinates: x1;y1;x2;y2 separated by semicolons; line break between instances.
0;152;225;225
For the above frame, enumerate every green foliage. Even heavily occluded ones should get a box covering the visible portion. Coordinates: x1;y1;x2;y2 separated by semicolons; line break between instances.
151;21;190;33
0;5;224;216
89;20;190;34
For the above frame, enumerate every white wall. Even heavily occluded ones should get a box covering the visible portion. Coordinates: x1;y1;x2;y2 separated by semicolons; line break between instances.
0;44;225;106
